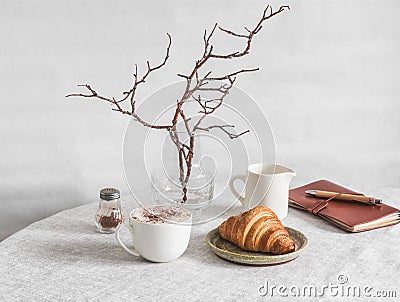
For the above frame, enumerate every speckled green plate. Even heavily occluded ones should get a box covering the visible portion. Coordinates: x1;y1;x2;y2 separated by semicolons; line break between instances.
206;227;307;265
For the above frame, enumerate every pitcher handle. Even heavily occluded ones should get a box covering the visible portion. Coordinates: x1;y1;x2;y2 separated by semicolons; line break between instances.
229;175;248;209
115;223;140;257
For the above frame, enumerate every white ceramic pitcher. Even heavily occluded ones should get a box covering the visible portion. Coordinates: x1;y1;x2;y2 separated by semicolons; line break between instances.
229;163;296;219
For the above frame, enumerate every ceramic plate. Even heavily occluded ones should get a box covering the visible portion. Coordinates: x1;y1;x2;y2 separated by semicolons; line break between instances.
205;227;307;265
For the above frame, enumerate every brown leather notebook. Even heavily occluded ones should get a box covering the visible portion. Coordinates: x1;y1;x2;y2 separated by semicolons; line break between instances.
289;180;400;232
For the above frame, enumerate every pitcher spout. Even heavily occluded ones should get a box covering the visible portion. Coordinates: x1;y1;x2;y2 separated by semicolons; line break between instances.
274;165;295;178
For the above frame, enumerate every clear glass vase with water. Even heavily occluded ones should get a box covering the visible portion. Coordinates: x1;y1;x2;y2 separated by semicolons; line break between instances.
150;131;215;222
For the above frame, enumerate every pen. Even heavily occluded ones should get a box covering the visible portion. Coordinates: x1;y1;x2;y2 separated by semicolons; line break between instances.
305;190;382;205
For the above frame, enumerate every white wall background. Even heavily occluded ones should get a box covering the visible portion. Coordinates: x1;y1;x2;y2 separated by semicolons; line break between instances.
1;0;399;241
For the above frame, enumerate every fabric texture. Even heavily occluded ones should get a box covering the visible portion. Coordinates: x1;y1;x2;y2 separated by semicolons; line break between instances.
1;187;399;301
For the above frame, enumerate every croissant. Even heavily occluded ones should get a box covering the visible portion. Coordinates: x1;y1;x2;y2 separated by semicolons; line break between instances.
218;206;295;255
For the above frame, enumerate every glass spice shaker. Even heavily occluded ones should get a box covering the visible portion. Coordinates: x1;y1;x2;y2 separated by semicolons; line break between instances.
95;188;123;233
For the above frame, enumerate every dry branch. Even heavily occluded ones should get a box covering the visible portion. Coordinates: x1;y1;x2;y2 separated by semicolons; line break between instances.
66;4;289;203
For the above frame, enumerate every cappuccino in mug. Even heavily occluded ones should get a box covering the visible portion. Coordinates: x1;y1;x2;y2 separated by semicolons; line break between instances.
116;205;192;262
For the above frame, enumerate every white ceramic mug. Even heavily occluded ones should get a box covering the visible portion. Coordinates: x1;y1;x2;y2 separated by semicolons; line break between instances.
115;206;192;262
229;163;295;219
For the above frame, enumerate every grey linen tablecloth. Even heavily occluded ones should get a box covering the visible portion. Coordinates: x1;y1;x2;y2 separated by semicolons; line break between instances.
1;187;399;301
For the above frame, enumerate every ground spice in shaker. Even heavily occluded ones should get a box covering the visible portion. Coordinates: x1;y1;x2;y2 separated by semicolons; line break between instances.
95;188;123;233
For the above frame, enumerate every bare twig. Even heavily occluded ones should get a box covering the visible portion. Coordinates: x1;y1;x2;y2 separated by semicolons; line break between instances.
211;5;290;59
66;34;172;130
66;4;289;203
196;125;250;139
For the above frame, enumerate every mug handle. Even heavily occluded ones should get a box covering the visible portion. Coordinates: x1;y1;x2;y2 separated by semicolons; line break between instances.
115;223;140;257
229;175;248;208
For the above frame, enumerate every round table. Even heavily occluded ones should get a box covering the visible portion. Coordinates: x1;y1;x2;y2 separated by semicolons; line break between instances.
1;186;399;301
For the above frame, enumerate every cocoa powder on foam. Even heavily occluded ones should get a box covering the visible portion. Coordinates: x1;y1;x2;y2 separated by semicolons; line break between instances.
131;206;191;224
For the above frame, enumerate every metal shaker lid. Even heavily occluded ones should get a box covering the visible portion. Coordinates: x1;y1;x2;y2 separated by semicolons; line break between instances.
100;188;120;200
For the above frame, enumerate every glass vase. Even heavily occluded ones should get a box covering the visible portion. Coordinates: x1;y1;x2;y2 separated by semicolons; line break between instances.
150;131;215;222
